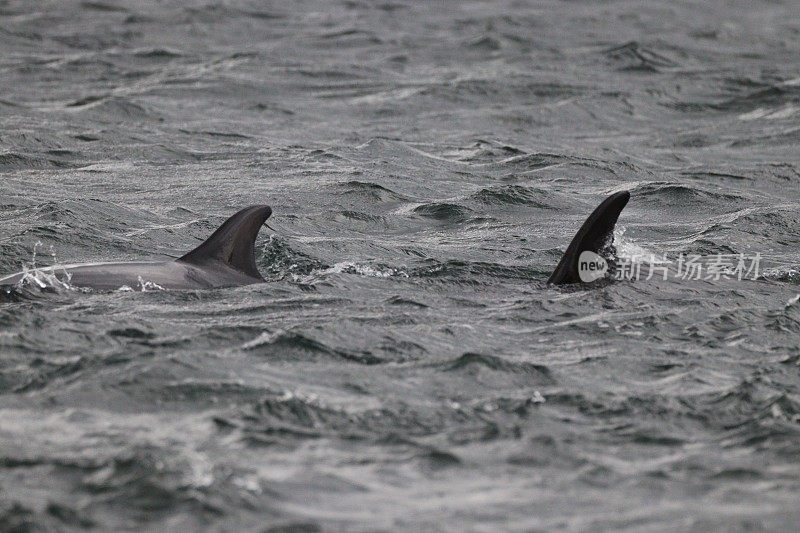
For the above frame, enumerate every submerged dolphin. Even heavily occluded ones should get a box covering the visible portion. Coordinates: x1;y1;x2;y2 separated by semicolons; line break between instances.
0;205;273;291
0;191;629;291
547;190;630;284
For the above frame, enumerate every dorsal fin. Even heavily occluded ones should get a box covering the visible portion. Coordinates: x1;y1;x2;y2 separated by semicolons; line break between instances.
178;205;272;279
547;191;630;284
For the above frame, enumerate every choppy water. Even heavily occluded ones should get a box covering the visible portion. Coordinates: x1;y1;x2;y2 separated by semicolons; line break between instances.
2;0;800;530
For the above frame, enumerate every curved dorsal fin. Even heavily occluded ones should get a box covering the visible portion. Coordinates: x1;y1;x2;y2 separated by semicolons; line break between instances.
178;205;272;279
547;191;630;284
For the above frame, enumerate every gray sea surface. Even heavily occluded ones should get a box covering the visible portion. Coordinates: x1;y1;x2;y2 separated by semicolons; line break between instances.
1;0;800;531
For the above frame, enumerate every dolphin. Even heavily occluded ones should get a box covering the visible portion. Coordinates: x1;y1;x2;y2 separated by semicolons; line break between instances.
0;191;629;291
0;205;273;291
547;190;630;284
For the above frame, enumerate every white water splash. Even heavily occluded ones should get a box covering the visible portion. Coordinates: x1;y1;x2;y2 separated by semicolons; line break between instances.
614;227;669;265
314;261;409;279
137;276;165;292
14;242;76;291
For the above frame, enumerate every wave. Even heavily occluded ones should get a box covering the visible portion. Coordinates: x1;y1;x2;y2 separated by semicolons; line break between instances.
411;259;547;282
258;236;327;281
631;182;747;209
603;41;679;73
412;203;473;222
332;180;407;202
0;152;82;170
242;330;382;365
469;185;564;208
443;352;554;383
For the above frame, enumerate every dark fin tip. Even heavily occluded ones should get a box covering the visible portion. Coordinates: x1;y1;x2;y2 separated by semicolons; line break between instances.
547;191;630;285
178;205;272;280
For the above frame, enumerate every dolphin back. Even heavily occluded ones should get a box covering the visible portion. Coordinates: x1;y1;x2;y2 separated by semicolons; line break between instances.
547;191;630;285
178;205;273;280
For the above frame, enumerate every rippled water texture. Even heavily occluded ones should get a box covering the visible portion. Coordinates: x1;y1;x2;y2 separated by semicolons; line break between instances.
2;0;800;530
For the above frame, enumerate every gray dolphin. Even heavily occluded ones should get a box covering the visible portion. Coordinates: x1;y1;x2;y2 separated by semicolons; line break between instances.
547;190;630;284
0;191;629;291
0;205;273;291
